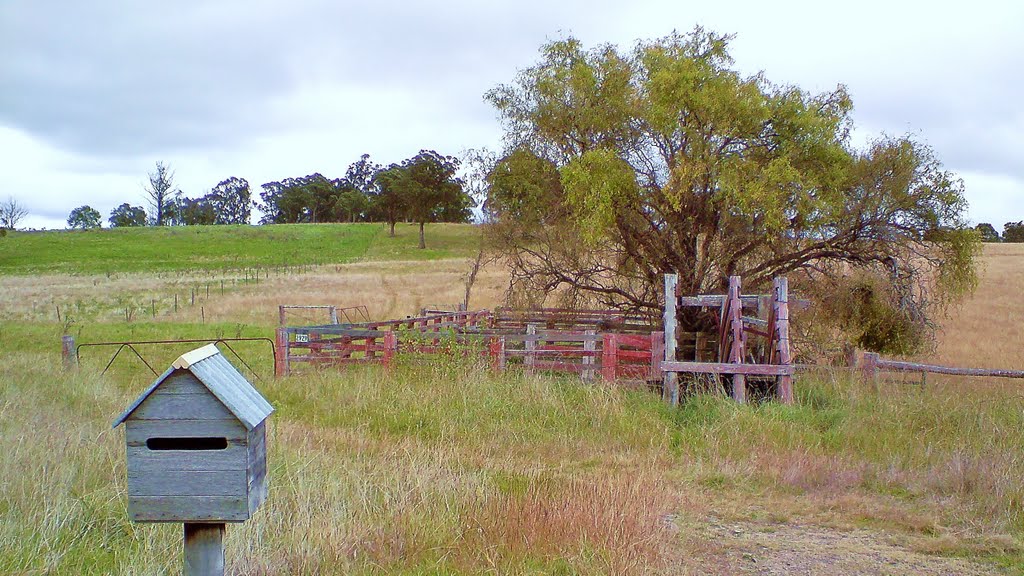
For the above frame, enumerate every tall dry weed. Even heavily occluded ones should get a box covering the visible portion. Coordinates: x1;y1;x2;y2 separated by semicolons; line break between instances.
462;472;678;574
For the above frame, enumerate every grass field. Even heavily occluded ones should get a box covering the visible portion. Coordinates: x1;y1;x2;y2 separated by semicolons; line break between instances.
0;222;481;275
1;227;1022;574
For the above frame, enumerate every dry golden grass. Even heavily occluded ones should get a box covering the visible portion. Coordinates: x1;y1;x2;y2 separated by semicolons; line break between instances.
201;260;509;325
928;243;1024;369
0;259;509;325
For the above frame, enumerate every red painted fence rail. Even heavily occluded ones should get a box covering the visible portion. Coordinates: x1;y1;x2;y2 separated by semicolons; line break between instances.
275;319;664;382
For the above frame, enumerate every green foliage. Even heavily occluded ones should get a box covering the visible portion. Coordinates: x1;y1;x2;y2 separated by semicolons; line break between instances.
334;187;370;223
372;165;411;236
258;173;338;224
485;147;565;224
975;223;1000;242
66;205;102;230
208;176;253;224
173;196;217;225
107;203;147;228
484;29;978;352
257;156;392;226
373;150;473;247
561;149;639;243
1004;221;1024;243
827;274;928;355
402;150;470;248
931;226;982;304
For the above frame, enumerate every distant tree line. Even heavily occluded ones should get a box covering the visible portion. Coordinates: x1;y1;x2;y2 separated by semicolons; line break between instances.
63;151;474;248
974;222;1024;243
256;151;472;243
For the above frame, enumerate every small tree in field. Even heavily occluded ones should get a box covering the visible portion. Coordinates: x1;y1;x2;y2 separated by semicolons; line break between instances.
67;205;102;229
401;150;468;249
372;166;410;238
0;197;28;230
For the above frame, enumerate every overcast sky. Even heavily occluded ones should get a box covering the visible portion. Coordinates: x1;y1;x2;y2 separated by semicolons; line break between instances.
2;0;1022;230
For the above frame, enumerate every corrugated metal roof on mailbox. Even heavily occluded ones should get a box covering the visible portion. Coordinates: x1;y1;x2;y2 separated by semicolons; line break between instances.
113;344;274;430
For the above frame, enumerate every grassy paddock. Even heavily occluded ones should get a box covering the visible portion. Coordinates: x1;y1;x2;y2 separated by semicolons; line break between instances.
0;223;483;275
2;238;1023;573
1;329;1021;574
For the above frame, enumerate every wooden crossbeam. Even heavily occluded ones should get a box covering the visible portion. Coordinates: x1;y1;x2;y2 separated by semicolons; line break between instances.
661;361;795;376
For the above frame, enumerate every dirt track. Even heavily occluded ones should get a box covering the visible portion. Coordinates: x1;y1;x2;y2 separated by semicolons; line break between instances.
698;520;1000;575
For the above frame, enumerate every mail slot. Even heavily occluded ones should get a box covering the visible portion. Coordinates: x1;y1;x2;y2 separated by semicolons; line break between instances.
146;437;229;451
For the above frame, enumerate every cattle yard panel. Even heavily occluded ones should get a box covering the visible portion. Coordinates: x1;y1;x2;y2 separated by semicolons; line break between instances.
662;274;795;405
276;317;665;382
483;328;663;381
277;327;397;376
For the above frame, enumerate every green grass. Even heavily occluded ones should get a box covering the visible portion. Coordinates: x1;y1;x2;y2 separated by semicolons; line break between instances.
0;223;483;275
364;223;484;261
2;319;1023;573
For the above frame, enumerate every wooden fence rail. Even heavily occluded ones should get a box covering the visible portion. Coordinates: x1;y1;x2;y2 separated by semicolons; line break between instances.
493;307;654;333
856;351;1024;382
275;322;663;381
468;328;662;381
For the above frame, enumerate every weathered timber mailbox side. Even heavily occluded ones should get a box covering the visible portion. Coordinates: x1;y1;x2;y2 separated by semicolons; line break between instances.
113;344;274;575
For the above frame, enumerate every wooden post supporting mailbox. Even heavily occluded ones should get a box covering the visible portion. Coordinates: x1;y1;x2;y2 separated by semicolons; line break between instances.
113;344;274;576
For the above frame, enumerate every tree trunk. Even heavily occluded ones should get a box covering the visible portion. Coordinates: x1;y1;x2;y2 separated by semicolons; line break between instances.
418;221;426;249
388;220;396;237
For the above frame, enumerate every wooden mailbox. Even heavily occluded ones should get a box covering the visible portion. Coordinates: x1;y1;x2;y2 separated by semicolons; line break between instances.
113;344;274;523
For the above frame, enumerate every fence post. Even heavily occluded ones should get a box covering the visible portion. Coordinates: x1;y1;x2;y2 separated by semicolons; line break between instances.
62;335;77;370
488;337;500;372
525;323;538;372
329;306;339;325
863;352;879;392
773;277;793;404
663;274;679;406
602;333;617;382
366;333;377;359
383;331;397;370
650;331;664;382
278;306;286;326
274;328;288;378
583;329;596;381
728;276;746;403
